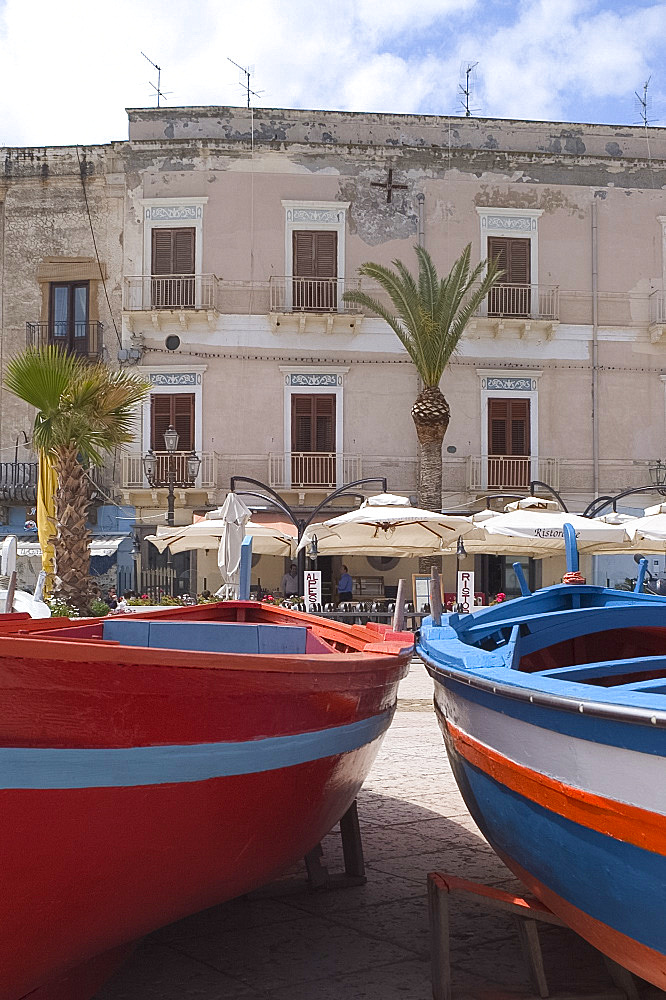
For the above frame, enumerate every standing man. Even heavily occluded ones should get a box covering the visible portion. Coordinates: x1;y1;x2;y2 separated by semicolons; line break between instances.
337;565;353;604
281;563;299;597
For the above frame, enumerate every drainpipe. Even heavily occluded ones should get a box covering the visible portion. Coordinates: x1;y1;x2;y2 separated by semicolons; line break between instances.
592;198;599;498
416;192;425;248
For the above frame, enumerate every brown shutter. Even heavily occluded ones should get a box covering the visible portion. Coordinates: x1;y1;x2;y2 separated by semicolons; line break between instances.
293;232;314;278
488;398;530;456
173;394;195;450
292;231;337;278
150;394;195;450
291;395;314;451
151;228;196;275
487;238;530;284
314;395;335;451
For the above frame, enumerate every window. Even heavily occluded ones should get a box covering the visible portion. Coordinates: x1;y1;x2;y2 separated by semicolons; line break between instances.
151;228;195;308
487;237;531;317
49;282;91;354
291;394;336;486
292;231;338;310
488;398;530;488
150;393;195;485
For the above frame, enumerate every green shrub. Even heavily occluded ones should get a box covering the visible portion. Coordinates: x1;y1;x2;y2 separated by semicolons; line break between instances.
90;599;111;617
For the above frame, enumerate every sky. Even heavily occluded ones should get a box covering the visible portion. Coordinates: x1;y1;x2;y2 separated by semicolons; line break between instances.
1;0;665;148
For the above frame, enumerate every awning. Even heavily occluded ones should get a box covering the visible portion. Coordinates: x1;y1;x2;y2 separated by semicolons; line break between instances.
17;537;128;558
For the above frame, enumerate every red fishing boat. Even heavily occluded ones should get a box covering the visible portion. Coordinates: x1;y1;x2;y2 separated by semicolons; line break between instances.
0;601;412;1000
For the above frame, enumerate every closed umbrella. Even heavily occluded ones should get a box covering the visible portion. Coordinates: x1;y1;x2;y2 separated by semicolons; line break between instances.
297;493;473;556
217;494;252;596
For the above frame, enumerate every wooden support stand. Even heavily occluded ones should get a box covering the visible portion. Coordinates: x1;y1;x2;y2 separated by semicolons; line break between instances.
428;872;649;1000
304;800;367;891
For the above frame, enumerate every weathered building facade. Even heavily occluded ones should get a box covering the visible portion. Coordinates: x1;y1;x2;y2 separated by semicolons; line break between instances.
2;106;666;598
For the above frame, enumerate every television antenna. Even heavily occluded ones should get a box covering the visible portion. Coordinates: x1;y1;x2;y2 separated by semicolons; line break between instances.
458;61;480;117
141;51;171;107
227;57;263;108
634;76;653;127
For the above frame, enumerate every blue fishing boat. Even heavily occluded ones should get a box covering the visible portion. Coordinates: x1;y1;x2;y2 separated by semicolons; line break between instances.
418;527;666;989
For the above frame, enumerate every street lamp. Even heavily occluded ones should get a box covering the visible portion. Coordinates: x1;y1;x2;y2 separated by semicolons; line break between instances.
649;460;666;497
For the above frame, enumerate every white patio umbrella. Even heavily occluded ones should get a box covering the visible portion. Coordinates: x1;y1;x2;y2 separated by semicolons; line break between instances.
216;493;252;594
618;503;666;552
296;493;474;557
145;517;296;557
480;497;629;554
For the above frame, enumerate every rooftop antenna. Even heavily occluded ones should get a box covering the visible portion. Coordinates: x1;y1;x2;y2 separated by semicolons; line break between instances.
141;51;170;107
634;76;653;127
227;57;263;108
458;61;480;117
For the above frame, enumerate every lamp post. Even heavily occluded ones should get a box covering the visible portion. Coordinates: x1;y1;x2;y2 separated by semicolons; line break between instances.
649;460;666;498
143;426;202;594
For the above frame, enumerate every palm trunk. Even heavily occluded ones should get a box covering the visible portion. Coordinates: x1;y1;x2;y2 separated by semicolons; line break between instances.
53;445;95;614
412;385;449;574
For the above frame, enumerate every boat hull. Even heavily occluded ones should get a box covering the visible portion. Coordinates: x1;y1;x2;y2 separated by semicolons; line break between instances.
429;670;666;989
0;603;412;1000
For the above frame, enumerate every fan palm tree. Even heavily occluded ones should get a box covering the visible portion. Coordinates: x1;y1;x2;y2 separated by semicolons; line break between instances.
4;346;150;613
343;244;502;513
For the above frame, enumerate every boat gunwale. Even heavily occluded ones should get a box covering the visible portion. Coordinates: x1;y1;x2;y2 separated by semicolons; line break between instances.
419;646;666;729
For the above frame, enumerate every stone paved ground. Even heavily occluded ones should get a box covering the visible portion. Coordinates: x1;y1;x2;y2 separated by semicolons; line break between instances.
96;662;665;999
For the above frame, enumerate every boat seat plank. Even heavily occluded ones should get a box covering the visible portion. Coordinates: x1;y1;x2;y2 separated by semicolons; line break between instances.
102;619;308;655
537;656;666;682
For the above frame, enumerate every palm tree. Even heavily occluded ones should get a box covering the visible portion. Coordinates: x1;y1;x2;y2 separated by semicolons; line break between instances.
343;244;502;513
4;346;150;613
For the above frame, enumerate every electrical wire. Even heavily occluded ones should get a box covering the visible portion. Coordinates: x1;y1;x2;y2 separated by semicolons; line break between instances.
75;146;122;350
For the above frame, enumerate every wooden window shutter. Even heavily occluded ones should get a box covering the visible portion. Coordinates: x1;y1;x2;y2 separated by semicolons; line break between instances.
488;398;530;456
151;228;196;275
173;394;195;450
314;395;335;451
290;394;336;452
292;231;337;277
150;393;194;449
487;237;530;284
173;229;195;275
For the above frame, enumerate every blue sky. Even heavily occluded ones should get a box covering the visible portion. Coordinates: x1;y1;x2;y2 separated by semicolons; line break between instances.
1;0;665;147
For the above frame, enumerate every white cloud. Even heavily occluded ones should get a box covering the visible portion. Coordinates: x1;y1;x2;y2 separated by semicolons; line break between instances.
0;0;664;147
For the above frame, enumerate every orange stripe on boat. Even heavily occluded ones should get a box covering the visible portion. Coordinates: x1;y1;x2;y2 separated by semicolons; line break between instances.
497;849;666;991
446;720;666;856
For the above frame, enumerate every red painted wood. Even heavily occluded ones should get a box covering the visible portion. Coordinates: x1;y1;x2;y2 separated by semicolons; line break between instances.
1;601;412;1000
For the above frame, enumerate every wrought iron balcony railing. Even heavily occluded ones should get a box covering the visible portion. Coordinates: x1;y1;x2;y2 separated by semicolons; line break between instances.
123;275;220;312
269;452;362;489
26;322;104;360
467;456;561;492
0;461;38;503
269;277;361;314
122;451;217;489
482;284;560;320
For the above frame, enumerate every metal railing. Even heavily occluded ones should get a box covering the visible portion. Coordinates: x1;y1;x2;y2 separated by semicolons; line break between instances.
121;451;217;489
269;452;362;489
26;322;104;359
269;277;361;313
123;275;220;311
0;461;38;502
650;290;665;325
467;456;560;491
482;284;559;320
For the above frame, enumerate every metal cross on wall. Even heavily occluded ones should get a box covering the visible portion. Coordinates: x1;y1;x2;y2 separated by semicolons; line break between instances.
371;168;408;203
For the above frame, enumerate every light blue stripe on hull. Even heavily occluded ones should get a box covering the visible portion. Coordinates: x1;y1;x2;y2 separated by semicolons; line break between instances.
449;747;666;956
1;709;393;790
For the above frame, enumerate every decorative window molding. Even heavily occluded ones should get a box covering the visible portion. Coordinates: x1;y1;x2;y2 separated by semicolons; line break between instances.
280;366;348;483
139;365;207;457
476;207;543;307
141;198;208;276
282;200;349;293
658;217;666;293
478;370;542;480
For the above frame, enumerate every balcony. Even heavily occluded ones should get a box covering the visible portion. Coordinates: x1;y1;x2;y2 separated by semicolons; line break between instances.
467;456;560;492
26;322;104;360
121;451;217;490
468;284;560;339
268;277;363;333
123;275;221;330
0;462;38;503
269;452;361;490
649;291;666;343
